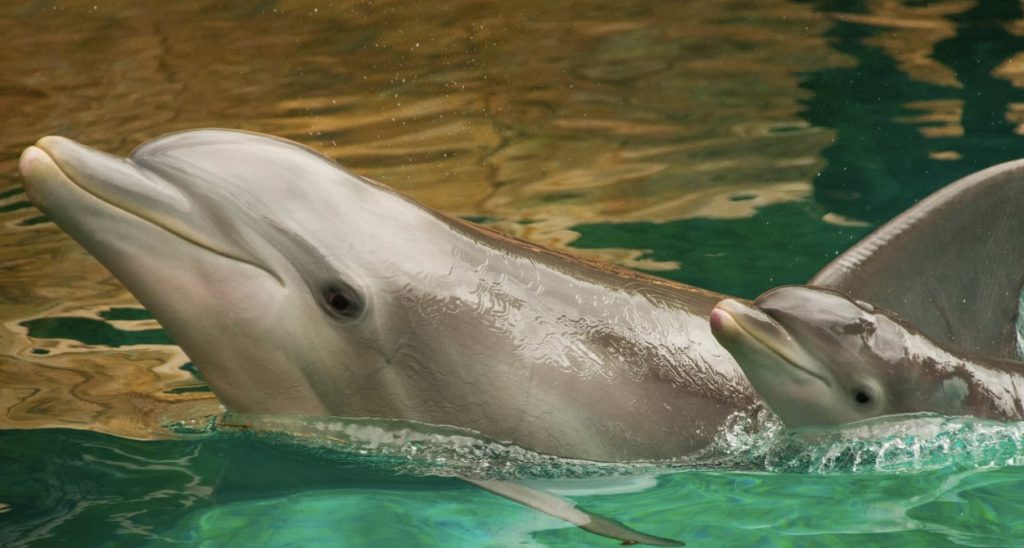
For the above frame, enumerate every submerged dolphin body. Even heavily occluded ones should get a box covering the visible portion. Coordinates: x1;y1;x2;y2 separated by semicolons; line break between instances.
710;286;1024;427
19;129;757;462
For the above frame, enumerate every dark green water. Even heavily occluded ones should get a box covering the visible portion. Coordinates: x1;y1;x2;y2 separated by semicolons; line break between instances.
3;0;1024;545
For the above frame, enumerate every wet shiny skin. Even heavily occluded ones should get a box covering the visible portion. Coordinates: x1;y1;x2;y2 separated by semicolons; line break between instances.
20;129;759;462
711;286;1024;427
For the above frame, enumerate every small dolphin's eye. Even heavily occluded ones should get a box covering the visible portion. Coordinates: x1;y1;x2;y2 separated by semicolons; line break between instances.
321;285;362;319
854;390;872;404
328;291;350;311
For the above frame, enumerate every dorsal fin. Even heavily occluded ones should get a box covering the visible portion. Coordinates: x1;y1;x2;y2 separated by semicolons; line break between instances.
811;159;1024;360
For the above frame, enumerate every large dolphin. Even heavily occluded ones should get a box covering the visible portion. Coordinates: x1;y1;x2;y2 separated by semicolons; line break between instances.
710;286;1024;427
19;129;758;463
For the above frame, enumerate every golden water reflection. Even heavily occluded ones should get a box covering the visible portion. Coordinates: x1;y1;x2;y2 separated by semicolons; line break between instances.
830;1;970;89
1;0;1021;440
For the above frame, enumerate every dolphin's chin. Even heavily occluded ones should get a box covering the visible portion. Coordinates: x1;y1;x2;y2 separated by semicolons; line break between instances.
20;144;70;206
20;139;279;284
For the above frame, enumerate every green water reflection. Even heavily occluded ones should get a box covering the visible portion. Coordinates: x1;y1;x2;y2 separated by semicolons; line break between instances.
574;201;869;299
805;0;1024;223
22;308;172;348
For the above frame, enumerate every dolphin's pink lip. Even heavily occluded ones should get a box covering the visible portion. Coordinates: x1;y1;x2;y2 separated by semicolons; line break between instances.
709;308;729;332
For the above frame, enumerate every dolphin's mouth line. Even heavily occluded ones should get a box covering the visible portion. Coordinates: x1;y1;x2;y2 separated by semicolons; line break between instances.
34;146;284;285
731;311;833;388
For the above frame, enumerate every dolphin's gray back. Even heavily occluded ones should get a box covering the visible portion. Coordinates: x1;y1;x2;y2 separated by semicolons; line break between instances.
812;159;1024;360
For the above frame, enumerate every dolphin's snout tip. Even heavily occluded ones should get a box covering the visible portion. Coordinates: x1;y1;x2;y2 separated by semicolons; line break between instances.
18;144;66;191
20;136;74;180
711;299;775;344
19;146;48;178
19;143;68;207
710;300;743;336
709;307;726;331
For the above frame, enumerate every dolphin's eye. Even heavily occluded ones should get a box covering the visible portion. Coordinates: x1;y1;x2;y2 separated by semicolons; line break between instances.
328;291;351;311
321;284;362;319
854;390;872;404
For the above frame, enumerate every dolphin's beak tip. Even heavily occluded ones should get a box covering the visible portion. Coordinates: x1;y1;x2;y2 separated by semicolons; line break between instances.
710;306;738;337
709;307;728;333
21;136;72;177
19;145;50;179
711;299;758;340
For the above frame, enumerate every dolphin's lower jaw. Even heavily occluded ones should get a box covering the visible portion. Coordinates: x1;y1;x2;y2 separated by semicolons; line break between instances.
20;144;68;212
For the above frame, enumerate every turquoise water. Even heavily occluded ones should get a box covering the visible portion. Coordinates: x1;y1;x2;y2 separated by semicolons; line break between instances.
4;0;1024;545
6;418;1024;545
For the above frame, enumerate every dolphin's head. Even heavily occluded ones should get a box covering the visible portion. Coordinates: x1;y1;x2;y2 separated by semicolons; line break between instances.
710;285;965;427
19;130;443;417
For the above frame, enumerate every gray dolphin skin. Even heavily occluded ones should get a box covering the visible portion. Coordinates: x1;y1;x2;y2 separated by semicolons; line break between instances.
18;129;758;463
710;286;1024;427
811;159;1024;360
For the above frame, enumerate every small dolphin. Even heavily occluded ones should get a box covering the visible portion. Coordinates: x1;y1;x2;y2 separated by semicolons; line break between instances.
710;286;1024;427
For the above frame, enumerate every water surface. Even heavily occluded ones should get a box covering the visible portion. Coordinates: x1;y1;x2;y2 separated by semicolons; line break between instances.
3;0;1024;545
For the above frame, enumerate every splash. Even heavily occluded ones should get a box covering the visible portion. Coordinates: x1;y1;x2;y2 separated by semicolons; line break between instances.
1016;287;1024;359
169;409;1024;479
203;412;648;480
707;412;1024;474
